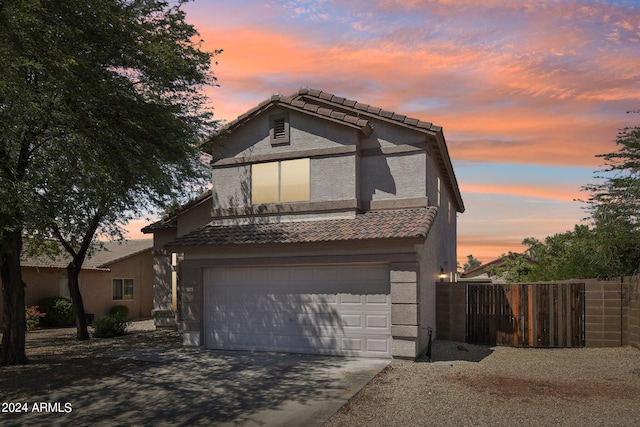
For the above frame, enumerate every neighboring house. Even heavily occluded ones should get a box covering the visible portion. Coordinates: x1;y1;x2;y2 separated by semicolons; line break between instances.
143;88;465;359
0;239;154;323
459;253;538;283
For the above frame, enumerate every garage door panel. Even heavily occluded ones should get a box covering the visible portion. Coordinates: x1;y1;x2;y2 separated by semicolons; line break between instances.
341;314;363;328
341;337;363;351
340;294;364;305
366;294;390;304
205;265;391;358
366;314;390;329
366;339;390;354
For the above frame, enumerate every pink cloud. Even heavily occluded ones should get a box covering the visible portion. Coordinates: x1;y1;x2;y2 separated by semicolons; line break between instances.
164;0;640;266
461;183;581;202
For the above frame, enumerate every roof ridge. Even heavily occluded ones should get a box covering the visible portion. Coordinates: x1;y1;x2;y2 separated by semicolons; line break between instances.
222;92;373;136
296;88;440;132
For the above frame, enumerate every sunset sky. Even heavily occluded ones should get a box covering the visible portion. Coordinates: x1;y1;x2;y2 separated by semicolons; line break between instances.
133;0;640;266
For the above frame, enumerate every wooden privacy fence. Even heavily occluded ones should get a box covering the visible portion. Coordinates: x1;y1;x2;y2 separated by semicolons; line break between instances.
466;283;585;347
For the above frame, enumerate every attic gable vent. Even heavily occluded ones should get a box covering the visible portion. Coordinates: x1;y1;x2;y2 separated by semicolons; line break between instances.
270;113;290;145
274;118;286;139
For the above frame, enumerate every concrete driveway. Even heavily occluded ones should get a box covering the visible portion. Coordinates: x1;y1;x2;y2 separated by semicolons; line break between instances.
4;348;389;427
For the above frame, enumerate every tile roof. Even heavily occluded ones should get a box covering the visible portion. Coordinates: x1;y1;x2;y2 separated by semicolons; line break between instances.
167;208;437;247
225;93;373;136
296;88;442;133
21;239;153;270
141;191;212;233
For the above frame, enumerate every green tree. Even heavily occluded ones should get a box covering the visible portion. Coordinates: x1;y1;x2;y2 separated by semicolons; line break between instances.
462;254;482;272
486;252;536;283
581;119;640;276
521;227;601;281
1;0;218;363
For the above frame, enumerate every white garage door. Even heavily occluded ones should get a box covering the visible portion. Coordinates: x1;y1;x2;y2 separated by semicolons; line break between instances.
204;265;391;358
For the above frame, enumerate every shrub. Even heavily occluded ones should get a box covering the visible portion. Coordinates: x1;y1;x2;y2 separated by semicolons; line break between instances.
37;297;75;327
92;315;131;338
25;305;46;332
109;305;129;320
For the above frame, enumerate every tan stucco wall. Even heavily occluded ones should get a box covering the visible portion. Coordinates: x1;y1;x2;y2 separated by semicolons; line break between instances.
106;249;154;318
1;249;153;324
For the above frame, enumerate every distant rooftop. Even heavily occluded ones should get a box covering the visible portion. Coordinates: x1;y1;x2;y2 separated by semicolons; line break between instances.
21;239;153;271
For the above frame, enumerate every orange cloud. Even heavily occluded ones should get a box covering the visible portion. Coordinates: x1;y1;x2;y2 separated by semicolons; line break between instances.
461;183;581;202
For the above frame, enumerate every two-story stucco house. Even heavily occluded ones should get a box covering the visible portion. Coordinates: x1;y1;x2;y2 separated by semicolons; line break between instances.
143;88;464;359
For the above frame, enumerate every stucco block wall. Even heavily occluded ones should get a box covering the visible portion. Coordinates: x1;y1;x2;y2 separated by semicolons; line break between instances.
360;118;427;149
390;262;420;358
214;108;358;161
360;153;426;202
628;281;640;349
310;155;356;201
211;166;251;210
177;263;203;346
152;249;175;327
583;278;640;349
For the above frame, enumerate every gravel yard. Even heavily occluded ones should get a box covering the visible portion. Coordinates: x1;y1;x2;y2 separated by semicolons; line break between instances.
325;341;640;427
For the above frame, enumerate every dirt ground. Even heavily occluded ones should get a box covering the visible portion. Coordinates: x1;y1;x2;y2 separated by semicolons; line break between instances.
0;320;181;402
326;342;640;426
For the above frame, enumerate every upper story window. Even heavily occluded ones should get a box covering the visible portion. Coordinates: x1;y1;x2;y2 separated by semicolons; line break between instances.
270;113;290;145
252;158;310;204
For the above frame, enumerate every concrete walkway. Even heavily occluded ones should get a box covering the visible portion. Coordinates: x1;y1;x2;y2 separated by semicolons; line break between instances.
2;348;389;426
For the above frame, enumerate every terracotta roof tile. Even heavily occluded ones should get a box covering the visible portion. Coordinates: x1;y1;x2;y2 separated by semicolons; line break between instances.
296;88;445;134
317;107;333;117
330;111;347;120
379;109;394;119
291;99;306;108
168;208;437;247
220;91;376;140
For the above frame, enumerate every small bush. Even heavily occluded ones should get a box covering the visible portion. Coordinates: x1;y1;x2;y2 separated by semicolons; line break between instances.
37;297;75;327
92;315;131;338
25;305;46;332
109;305;129;320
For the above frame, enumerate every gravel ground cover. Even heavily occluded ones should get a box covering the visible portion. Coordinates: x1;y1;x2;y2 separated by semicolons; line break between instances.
325;341;640;427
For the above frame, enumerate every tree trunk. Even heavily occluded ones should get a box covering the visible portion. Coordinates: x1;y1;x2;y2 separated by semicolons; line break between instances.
0;230;28;365
67;262;89;341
